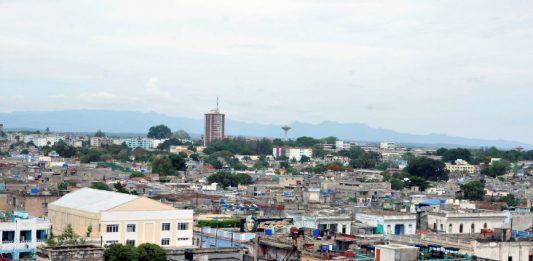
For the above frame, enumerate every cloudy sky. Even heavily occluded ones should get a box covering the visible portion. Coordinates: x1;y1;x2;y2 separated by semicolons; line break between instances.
1;0;532;143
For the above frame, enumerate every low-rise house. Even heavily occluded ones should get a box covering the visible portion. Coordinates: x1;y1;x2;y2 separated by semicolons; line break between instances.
427;209;506;234
355;210;417;236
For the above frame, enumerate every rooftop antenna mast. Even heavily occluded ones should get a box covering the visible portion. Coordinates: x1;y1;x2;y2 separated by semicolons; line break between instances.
216;96;219;112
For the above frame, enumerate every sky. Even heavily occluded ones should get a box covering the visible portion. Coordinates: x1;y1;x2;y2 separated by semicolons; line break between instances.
0;0;532;143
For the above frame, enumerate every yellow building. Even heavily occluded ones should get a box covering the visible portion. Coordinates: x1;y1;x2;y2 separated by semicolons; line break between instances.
445;159;477;174
48;188;193;247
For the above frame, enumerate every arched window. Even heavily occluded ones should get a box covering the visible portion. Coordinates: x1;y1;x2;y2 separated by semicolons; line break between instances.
459;224;463;233
471;223;475;233
440;224;443;231
484;223;488;229
448;224;452;233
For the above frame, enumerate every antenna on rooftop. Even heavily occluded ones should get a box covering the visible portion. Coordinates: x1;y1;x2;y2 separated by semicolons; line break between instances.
216;96;219;112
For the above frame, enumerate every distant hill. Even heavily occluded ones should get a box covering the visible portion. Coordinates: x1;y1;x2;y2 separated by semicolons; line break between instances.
0;109;531;149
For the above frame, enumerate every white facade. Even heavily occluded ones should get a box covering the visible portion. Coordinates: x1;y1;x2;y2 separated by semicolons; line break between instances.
123;137;152;150
150;139;167;149
272;147;313;161
100;209;193;248
286;212;352;235
427;210;506;234
356;212;417;235
335;140;353;151
0;217;51;259
380;142;396;150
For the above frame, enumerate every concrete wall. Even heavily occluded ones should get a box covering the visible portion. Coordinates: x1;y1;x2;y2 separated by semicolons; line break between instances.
375;245;418;261
511;212;533;230
473;241;533;261
47;205;100;237
36;245;104;261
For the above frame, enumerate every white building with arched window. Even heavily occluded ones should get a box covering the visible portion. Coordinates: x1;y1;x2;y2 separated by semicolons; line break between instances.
427;210;507;234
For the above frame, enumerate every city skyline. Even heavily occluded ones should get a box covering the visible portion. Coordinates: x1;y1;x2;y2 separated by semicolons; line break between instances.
1;1;532;144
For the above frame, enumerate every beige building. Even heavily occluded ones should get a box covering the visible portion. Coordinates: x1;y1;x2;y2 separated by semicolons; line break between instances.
445;159;477;174
48;188;193;248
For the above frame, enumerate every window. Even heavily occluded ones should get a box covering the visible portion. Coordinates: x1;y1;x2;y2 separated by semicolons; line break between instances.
178;223;188;230
162;223;171;231
126;240;135;246
127;224;136;232
106;224;119;233
471;223;475;233
177;237;189;241
161;238;170;245
106;240;119;245
459;224;464;233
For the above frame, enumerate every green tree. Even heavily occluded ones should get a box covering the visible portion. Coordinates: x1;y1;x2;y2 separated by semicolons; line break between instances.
147;125;172;139
130;172;145;178
442;148;472;164
137;243;166;261
91;182;111;191
168;153;187;171
322;136;338;144
173;129;191;140
157;138;184;150
405;157;448;181
52;140;78;158
460;179;486;200
58;182;74;190
484;160;511;177
207;172;253;188
86;225;93;237
94;130;106;137
500;193;519;207
299;155;311;163
391;178;405;190
253;155;269;169
150;155;175;176
114;182;129;194
295;136;321;147
104;244;138;261
406;176;430;191
436;147;448;156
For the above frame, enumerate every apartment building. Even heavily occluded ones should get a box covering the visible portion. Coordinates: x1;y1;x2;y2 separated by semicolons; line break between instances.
445;159;478;174
0;210;51;260
48;188;193;247
272;147;313;161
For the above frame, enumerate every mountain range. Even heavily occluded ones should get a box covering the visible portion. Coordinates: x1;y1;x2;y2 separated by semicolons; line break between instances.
0;110;531;149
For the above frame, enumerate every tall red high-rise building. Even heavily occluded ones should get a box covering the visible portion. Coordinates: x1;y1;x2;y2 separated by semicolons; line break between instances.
204;99;225;146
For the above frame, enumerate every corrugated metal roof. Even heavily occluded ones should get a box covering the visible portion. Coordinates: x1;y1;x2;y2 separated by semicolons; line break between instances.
50;187;138;213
